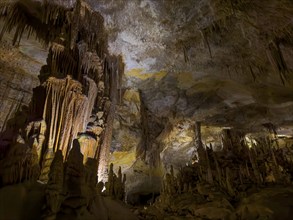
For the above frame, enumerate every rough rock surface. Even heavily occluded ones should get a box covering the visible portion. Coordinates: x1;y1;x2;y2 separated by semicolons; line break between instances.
2;0;292;130
0;38;43;131
92;0;293;130
0;1;293;218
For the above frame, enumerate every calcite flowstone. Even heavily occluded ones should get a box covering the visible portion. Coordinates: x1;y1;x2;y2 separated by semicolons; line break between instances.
0;142;40;186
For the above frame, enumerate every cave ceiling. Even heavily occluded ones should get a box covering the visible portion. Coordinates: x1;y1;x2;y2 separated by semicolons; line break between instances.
1;0;293;131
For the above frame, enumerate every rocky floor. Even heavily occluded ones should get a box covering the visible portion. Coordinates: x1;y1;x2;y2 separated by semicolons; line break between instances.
0;182;138;220
133;185;293;220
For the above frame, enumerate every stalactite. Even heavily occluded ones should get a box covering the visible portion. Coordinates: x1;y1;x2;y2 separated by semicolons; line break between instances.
40;76;96;159
83;76;98;129
0;0;124;191
266;41;288;85
200;30;212;59
137;91;149;160
183;45;190;63
0;1;13;16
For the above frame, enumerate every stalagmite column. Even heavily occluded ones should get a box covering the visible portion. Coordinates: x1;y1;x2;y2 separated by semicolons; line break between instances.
194;121;206;165
64;140;84;198
98;102;115;182
106;163;115;197
43;150;64;219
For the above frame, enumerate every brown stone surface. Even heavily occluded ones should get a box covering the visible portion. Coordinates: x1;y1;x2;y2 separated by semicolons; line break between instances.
0;39;41;131
0;1;293;219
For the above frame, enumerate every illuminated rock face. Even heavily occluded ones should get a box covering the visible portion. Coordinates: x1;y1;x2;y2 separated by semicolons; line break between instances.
0;0;124;186
36;76;96;157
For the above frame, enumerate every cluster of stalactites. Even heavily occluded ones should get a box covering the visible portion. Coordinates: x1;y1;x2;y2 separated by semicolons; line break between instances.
0;0;125;190
0;0;12;16
0;0;64;46
0;0;106;49
41;75;97;158
0;0;124;113
46;41;104;82
46;42;123;104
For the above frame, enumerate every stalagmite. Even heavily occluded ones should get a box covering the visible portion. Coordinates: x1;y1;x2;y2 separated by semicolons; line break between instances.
43;150;64;219
104;163;126;201
106;163;115;197
225;167;235;197
59;140;86;217
97;102;116;182
39;148;55;183
194;121;205;165
84;157;98;207
247;147;261;184
213;152;222;186
206;148;214;184
114;166;124;200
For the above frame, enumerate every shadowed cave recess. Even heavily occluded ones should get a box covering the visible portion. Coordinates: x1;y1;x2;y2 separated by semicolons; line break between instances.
0;0;293;219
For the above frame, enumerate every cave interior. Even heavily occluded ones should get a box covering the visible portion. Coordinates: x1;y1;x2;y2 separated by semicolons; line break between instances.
0;0;293;219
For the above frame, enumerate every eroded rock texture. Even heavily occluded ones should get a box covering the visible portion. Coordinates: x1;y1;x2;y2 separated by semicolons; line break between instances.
0;0;293;220
0;0;124;184
0;39;40;132
95;0;293;131
136;123;293;219
0;1;131;219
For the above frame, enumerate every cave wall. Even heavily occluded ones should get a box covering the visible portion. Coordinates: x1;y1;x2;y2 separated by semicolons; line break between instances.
0;39;41;132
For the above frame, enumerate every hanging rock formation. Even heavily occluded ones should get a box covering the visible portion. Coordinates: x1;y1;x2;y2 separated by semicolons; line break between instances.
0;0;124;184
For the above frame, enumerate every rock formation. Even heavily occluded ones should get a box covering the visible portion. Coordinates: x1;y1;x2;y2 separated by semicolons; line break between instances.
0;0;124;184
43;150;63;219
0;1;132;219
105;163;126;201
138;124;293;219
0;0;293;220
